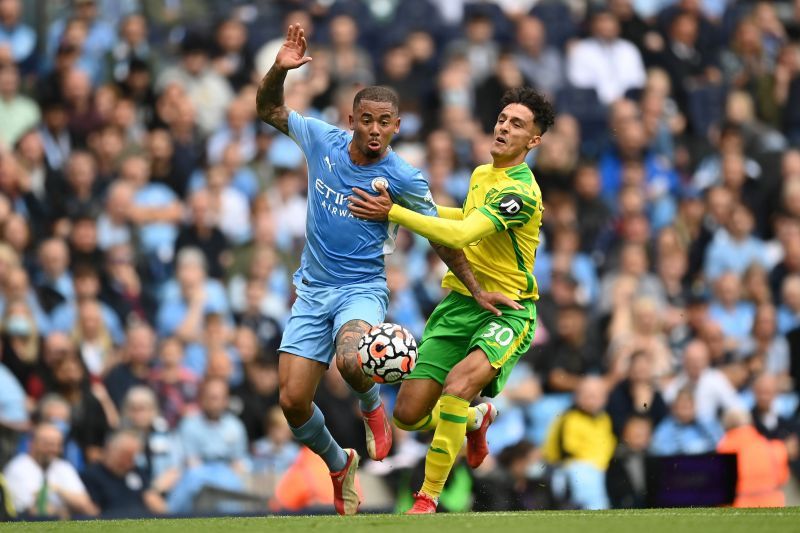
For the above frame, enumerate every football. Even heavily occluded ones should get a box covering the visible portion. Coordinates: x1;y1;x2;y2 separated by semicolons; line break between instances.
357;322;418;384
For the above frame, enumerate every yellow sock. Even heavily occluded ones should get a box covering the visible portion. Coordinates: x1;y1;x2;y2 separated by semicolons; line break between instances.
467;406;480;432
421;394;469;499
393;402;440;432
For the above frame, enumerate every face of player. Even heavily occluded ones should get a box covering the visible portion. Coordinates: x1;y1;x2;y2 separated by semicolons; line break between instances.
490;103;541;167
349;100;400;163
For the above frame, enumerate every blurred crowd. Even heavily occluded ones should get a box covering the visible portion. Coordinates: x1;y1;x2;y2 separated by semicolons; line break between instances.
1;0;800;519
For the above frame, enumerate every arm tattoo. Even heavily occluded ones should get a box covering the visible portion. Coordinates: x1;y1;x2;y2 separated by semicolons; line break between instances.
335;319;373;391
430;242;482;296
256;64;290;134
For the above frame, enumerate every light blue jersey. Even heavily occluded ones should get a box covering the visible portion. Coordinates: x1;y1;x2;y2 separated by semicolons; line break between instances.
279;111;437;363
288;111;437;287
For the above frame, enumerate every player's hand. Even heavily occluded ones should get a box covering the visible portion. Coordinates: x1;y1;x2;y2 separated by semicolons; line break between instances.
275;23;312;71
474;290;524;317
348;184;393;221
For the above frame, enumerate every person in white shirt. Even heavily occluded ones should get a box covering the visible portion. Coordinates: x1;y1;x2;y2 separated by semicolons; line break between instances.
664;339;744;421
566;7;646;105
3;423;98;518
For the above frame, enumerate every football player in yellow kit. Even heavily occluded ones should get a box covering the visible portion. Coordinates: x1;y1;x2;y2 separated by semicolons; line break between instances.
348;87;555;514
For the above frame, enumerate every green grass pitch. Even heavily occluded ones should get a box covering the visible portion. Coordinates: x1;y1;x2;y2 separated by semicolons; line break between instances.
2;508;799;533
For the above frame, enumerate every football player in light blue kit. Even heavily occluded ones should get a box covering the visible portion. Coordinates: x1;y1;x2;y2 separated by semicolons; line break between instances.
256;24;514;515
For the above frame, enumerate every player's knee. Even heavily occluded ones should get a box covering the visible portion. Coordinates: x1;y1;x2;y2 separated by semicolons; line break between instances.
442;370;482;401
392;397;423;428
278;389;312;426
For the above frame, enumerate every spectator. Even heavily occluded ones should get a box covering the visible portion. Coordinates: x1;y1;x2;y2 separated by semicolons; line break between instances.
156;33;234;136
120;386;182;500
566;7;646;105
170;378;247;514
1;298;42;391
750;373;799;442
0;0;36;68
72;299;116;379
45;0;115;84
174;189;230;280
664;340;743;421
650;386;722;456
3;422;97;518
512;15;564;98
736;304;791;389
50;263;124;348
708;271;757;345
777;275;800;334
717;409;789;508
202;164;250;245
105;14;155;85
51;355;113;463
542;376;616;509
535;303;603;393
607;350;669;437
121;153;183;277
28;394;84;470
657;10;721;114
210;18;254;93
605;415;653;509
104;323;156;409
230;350;278;443
233;278;283;354
251;405;299;476
147;337;198;429
0;61;40;147
704;203;768;281
51;150;104;224
81;429;167;518
205;98;257;165
0;336;29;434
156;247;230;342
446;11;499;86
324;14;374;87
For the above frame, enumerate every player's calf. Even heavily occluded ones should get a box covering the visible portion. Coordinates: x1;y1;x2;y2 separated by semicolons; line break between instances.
335;319;375;393
335;319;393;460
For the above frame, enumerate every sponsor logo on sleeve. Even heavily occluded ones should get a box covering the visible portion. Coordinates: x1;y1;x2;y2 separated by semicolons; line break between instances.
498;194;522;216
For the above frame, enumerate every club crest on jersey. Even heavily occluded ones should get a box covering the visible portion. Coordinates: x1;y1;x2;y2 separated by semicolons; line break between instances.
371;177;389;192
499;194;522;216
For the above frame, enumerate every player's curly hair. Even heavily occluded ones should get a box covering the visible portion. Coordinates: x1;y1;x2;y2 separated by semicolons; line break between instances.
500;87;556;135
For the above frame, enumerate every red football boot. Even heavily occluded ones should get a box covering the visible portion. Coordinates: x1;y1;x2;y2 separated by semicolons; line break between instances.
362;403;392;460
466;403;498;468
330;448;361;515
406;491;438;514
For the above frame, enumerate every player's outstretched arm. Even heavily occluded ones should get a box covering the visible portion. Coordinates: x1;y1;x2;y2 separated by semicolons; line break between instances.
256;23;312;135
349;186;496;248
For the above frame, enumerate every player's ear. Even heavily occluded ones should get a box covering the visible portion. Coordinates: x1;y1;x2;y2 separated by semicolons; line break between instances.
527;134;542;150
348;113;355;131
394;115;401;134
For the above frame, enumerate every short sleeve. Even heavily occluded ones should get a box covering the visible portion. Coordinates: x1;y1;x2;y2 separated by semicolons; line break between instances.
287;111;339;155
395;172;437;217
478;186;539;231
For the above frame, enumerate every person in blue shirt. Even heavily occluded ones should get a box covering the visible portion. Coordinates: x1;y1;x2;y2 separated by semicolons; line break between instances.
255;23;512;515
650;387;723;456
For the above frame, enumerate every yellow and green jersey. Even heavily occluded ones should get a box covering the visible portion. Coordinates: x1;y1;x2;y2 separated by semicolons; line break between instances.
442;162;543;301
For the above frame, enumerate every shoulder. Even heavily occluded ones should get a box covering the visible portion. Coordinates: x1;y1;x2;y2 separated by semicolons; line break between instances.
4;453;33;473
387;152;424;181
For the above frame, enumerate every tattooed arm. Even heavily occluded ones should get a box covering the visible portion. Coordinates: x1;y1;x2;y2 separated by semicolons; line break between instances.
255;23;312;134
429;242;522;316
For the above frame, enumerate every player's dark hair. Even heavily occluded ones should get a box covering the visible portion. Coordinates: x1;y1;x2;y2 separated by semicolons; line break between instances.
353;86;400;115
500;87;555;135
